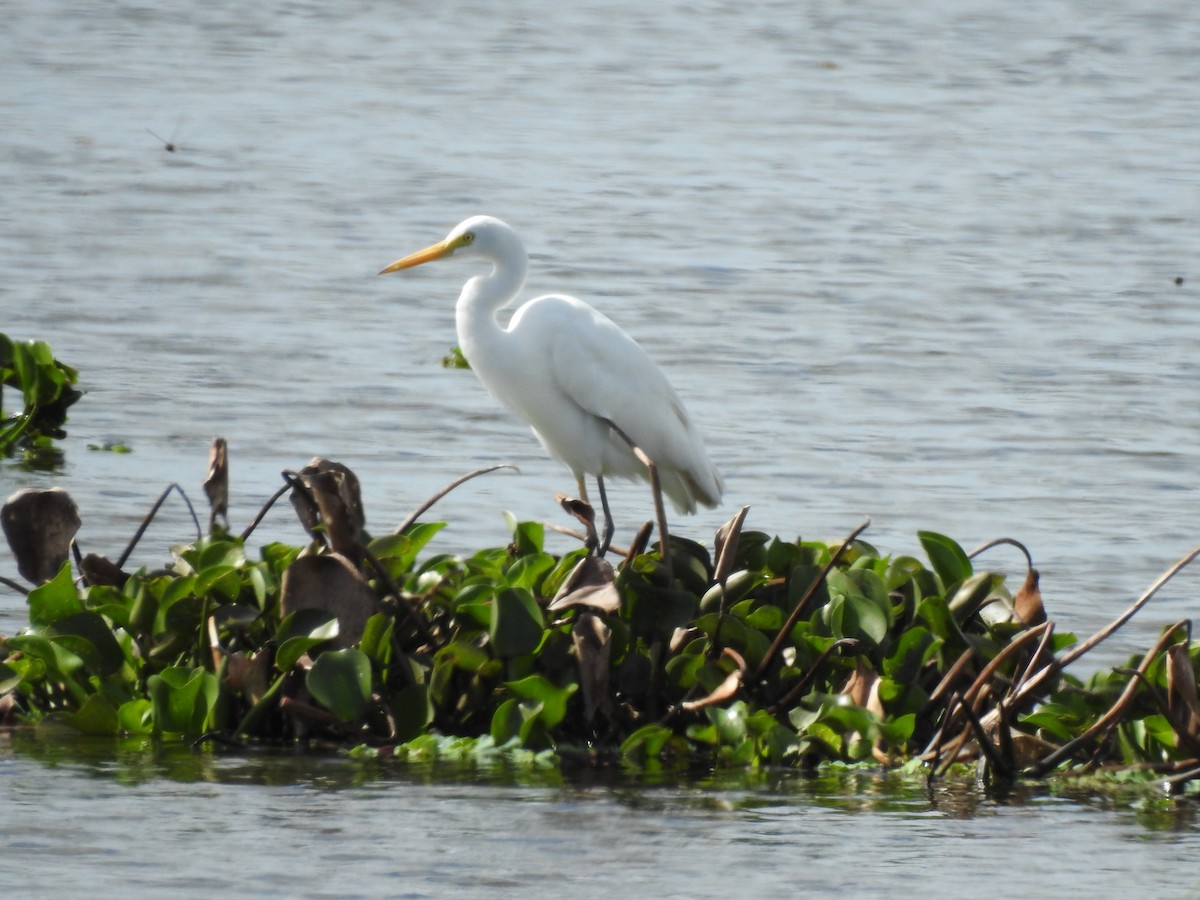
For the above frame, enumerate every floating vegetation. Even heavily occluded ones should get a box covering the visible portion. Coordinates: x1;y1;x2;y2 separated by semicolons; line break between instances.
0;333;81;469
1;439;1199;794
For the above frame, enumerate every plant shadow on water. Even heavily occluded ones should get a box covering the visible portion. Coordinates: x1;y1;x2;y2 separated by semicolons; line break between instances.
5;727;1196;837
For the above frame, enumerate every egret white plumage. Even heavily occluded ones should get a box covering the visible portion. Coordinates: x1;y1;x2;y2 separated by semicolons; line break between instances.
379;216;722;548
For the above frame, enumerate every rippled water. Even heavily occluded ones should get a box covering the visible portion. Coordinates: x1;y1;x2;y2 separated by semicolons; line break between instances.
3;0;1200;892
4;734;1199;899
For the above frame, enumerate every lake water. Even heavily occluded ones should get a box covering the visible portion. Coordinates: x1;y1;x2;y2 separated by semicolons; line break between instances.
2;0;1199;893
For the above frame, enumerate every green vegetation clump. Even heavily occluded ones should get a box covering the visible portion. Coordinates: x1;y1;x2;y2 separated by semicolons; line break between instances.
0;333;82;467
2;452;1198;790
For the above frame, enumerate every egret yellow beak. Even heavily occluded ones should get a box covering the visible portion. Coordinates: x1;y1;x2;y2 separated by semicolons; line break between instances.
378;238;454;275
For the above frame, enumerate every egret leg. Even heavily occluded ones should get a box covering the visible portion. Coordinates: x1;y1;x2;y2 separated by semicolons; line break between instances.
600;418;673;582
575;474;590;506
595;475;615;557
633;447;673;583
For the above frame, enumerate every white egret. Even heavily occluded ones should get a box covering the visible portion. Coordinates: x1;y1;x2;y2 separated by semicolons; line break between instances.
379;216;723;549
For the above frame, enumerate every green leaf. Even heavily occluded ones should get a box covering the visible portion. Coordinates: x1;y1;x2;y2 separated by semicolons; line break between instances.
118;699;154;735
246;565;272;608
504;552;555;592
787;563;829;613
833;568;894;647
391;683;431;743
489;698;528;745
883;626;938;684
69;694;120;735
820;570;890;647
359;613;395;669
195;538;247;571
916;594;968;658
708;701;749;745
368;522;447;572
628;582;698;641
764;537;806;577
195;564;242;603
434;639;492;674
115;700;154;734
490;587;544;658
884;555;929;593
917;531;972;590
620;723;676;764
504;675;577;730
26;562;83;627
504;515;544;555
148;666;218;735
879;712;916;744
6;633;86;682
275;609;339;671
306;648;372;722
83;584;135;629
126;581;158;637
1020;708;1078;742
46;611;127;676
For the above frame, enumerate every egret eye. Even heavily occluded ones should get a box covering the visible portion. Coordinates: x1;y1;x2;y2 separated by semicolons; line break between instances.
460;232;475;245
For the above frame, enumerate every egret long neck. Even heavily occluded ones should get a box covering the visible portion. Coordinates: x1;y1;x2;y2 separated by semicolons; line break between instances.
454;253;528;362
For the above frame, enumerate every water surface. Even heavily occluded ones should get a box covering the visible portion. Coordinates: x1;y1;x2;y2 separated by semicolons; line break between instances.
4;735;1199;899
2;0;1199;893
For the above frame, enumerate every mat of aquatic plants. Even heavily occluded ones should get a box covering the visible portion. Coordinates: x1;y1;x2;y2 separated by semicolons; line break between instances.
2;441;1199;792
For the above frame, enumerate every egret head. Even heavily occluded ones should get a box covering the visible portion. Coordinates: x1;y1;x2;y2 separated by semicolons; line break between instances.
378;216;519;275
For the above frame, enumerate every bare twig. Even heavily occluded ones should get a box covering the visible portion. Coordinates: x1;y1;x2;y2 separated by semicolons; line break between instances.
1058;549;1200;670
1010;621;1058;699
117;482;202;568
968;536;1034;568
239;481;294;542
766;638;861;714
930;623;1054;771
980;545;1200;731
0;575;29;596
1025;622;1187;777
393;464;517;535
927;646;978;706
545;522;631;557
751;518;871;685
959;692;1012;781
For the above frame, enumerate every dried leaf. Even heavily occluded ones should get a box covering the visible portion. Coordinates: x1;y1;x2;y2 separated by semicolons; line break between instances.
290;458;366;557
1013;566;1046;626
548;555;620;613
712;506;750;584
571;612;613;723
556;492;595;529
280;552;377;648
840;658;878;710
681;648;748;712
223;650;270;705
1;488;81;583
1009;731;1059;769
203;437;229;529
625;520;653;561
1166;640;1200;745
80;553;130;588
556;491;599;551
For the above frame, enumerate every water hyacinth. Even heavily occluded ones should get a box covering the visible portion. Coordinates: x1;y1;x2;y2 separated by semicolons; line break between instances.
1;440;1198;792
